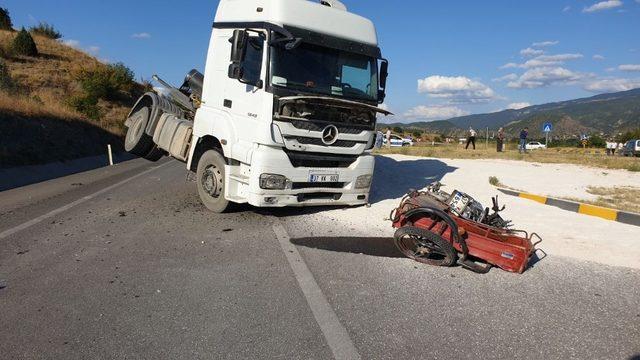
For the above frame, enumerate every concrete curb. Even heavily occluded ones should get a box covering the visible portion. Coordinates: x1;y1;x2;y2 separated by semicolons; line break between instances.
497;188;640;227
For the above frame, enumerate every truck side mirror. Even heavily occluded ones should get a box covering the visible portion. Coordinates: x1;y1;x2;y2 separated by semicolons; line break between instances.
378;59;389;103
229;30;248;64
379;59;389;89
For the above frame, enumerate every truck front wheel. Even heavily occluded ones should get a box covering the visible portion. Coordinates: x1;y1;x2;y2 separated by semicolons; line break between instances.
196;150;231;213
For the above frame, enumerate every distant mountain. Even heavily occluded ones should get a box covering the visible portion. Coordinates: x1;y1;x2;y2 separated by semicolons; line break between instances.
381;119;459;134
386;88;640;137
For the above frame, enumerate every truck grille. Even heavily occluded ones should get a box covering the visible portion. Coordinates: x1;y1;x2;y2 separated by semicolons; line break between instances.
288;119;366;135
285;136;361;148
283;150;358;168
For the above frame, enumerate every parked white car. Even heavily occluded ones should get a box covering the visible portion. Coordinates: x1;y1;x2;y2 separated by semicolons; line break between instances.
525;142;546;150
383;135;412;147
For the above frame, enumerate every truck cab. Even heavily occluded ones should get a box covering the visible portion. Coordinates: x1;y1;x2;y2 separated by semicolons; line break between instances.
124;0;390;212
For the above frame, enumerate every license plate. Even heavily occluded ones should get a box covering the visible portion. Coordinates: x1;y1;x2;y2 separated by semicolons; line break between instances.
309;173;339;183
449;191;469;214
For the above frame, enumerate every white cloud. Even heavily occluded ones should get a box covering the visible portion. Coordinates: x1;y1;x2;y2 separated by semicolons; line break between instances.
417;75;499;103
532;40;559;47
584;78;640;92
507;67;588;89
507;102;532;110
562;5;572;12
403;105;470;120
493;73;518;82
619;64;640;71
583;0;623;13
500;63;519;69
593;54;605;60
131;32;151;39
87;46;100;54
605;67;617;72
520;47;544;57
62;39;80;48
502;53;583;69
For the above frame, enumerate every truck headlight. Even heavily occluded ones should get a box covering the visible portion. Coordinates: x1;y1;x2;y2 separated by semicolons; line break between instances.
259;174;289;190
355;174;372;189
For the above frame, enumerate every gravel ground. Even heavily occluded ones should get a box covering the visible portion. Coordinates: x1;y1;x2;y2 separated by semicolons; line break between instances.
307;155;640;269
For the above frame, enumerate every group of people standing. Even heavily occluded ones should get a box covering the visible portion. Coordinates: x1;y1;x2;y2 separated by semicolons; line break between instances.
606;140;624;156
464;127;529;153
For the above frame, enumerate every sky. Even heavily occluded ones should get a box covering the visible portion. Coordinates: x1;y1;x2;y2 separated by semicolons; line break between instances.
3;0;640;123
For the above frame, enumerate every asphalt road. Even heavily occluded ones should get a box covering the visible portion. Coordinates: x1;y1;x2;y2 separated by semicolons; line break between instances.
1;158;639;360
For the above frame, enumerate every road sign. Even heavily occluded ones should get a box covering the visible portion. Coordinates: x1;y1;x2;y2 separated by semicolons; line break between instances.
543;123;553;133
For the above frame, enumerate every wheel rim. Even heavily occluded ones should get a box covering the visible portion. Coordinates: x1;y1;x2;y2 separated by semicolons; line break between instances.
395;232;453;266
201;164;223;198
126;113;145;143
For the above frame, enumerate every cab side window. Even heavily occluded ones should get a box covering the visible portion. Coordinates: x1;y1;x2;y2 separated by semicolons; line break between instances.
242;36;264;86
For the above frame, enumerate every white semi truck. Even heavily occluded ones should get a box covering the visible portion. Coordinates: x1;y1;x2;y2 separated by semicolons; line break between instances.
123;0;390;212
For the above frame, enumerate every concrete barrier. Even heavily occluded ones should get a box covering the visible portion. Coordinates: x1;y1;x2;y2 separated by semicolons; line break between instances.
497;188;640;227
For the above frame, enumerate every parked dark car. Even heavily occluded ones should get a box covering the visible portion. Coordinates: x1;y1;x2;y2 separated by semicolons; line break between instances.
622;140;640;157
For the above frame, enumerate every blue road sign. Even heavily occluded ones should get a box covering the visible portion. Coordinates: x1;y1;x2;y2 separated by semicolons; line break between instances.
543;122;553;133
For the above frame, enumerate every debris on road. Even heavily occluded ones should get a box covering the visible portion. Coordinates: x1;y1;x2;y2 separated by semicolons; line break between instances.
390;182;542;274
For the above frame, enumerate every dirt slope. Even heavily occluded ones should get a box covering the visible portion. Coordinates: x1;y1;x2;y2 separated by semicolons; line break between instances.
0;30;142;168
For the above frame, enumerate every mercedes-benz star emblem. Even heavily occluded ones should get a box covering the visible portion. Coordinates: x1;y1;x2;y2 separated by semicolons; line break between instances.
321;125;339;145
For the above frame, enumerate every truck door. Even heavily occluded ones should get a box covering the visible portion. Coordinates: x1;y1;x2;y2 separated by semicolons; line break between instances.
224;33;267;163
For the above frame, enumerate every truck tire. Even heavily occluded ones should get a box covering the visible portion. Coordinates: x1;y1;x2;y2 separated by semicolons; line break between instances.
196;150;231;213
124;107;154;156
143;145;165;162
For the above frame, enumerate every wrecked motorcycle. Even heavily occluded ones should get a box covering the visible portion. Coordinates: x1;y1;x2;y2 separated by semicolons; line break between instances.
390;182;542;274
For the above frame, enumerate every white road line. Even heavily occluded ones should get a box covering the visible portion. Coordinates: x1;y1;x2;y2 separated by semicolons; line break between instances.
272;221;361;360
0;161;173;240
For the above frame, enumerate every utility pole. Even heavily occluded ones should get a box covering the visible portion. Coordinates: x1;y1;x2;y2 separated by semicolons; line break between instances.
545;132;549;147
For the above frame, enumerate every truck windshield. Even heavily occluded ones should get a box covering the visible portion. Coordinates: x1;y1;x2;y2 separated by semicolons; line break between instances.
270;42;378;102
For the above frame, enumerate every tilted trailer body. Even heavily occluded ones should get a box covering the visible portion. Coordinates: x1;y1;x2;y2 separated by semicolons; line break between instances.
123;0;390;212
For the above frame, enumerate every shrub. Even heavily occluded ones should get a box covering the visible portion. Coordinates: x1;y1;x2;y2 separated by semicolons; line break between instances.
489;176;502;187
29;22;62;39
393;126;403;134
589;134;606;148
0;8;12;31
12;28;38;56
68;95;101;120
0;59;13;90
77;62;135;101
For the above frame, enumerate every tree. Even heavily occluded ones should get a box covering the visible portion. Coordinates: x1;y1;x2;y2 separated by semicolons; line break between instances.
392;126;403;134
77;62;135;100
29;22;62;39
588;134;606;148
618;128;640;143
0;8;12;31
12;28;38;56
412;130;423;138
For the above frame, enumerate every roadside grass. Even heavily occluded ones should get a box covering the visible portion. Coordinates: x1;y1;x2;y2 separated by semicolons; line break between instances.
376;143;640;172
488;176;502;187
0;30;135;136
